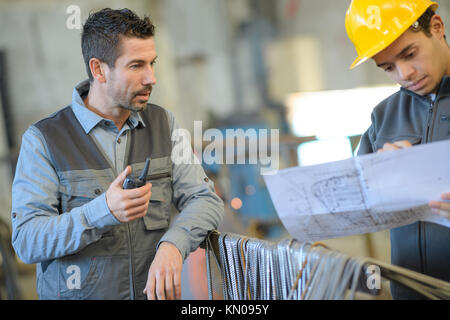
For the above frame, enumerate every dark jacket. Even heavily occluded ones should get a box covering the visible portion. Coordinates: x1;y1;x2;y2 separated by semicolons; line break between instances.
358;76;450;300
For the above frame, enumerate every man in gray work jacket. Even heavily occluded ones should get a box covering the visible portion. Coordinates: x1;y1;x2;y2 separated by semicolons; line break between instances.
11;8;223;300
346;0;450;299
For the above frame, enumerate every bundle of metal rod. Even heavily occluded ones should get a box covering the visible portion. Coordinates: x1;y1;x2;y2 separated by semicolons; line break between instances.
215;233;365;300
365;259;450;300
206;231;450;300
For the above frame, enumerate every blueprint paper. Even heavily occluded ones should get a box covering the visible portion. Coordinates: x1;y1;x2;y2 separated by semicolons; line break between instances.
263;140;450;242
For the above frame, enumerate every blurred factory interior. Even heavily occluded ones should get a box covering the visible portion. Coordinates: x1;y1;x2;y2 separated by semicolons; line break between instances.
0;0;449;300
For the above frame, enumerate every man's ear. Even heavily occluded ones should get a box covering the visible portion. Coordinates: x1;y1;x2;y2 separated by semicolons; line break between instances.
430;14;446;39
89;58;107;83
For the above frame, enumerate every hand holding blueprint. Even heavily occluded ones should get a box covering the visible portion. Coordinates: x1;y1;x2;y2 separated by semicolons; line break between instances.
263;140;450;242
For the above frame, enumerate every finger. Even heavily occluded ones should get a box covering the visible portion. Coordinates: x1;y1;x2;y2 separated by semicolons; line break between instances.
382;143;400;151
143;287;148;299
145;276;156;300
113;191;149;212
431;208;450;220
123;183;152;200
441;193;450;201
429;200;450;211
393;140;413;149
173;269;182;300
156;272;166;300
123;190;152;209
111;166;132;187
165;272;174;300
123;203;149;221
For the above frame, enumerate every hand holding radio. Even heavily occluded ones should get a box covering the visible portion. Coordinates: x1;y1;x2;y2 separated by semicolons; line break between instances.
106;160;152;223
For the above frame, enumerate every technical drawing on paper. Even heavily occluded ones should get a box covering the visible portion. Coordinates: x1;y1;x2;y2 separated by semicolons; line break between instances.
310;171;366;213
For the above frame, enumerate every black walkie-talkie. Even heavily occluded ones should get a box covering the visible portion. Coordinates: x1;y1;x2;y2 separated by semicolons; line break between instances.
122;158;151;189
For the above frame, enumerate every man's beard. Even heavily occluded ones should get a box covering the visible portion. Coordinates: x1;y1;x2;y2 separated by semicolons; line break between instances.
119;103;148;113
118;86;152;113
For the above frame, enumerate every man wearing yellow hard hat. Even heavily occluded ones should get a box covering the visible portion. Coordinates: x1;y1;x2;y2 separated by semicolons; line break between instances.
346;0;450;299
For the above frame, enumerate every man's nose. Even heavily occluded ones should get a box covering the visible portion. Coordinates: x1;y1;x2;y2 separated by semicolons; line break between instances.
397;61;415;82
143;67;157;86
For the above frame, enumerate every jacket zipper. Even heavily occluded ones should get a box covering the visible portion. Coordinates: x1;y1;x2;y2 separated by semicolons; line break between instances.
126;171;171;299
127;223;136;300
111;163;137;300
420;97;437;275
425;98;435;143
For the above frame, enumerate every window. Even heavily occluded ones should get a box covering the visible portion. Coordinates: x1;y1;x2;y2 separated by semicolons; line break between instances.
286;86;399;166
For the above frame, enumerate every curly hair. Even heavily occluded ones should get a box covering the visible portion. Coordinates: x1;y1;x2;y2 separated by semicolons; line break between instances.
81;8;156;81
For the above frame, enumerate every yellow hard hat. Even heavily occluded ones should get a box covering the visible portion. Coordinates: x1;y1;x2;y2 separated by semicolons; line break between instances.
346;0;439;69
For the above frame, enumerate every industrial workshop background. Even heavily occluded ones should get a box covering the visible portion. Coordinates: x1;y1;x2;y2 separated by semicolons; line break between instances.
0;0;449;300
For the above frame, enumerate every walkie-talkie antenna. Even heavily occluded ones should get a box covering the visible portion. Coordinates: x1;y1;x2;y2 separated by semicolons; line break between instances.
138;158;151;182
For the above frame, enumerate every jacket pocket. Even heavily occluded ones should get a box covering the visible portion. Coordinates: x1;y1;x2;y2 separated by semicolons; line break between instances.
143;175;173;231
59;171;110;213
373;135;422;151
58;255;110;299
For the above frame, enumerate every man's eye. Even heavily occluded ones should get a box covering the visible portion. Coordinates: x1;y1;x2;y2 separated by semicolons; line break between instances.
130;64;141;69
406;52;415;59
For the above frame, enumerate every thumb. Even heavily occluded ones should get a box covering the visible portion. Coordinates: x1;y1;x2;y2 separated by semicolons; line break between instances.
393;140;412;149
112;166;132;187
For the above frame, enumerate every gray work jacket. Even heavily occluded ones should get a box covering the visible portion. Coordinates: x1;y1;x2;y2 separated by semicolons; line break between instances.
11;85;223;299
358;76;450;299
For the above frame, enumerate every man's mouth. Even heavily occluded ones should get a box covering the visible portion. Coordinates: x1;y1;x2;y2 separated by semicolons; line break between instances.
136;91;150;97
135;88;152;98
407;76;427;92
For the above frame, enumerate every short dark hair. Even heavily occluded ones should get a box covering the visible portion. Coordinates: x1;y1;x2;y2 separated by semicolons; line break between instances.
81;8;156;82
411;8;436;37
